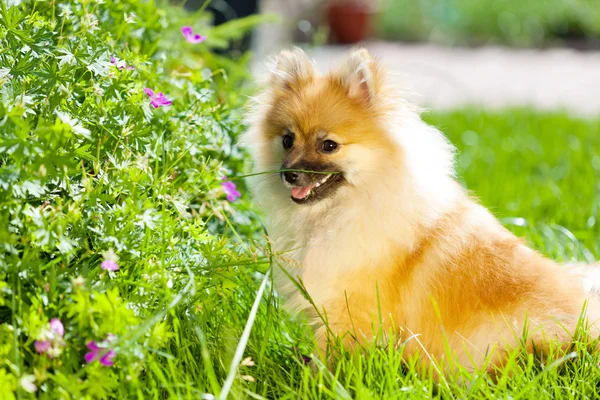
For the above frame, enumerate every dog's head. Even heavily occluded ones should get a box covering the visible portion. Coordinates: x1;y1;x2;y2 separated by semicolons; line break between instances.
248;48;400;206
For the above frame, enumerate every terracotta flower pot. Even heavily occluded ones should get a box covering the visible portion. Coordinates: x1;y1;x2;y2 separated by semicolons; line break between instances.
326;2;372;44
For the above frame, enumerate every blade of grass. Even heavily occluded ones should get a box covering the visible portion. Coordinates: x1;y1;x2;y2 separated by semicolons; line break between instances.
219;268;271;400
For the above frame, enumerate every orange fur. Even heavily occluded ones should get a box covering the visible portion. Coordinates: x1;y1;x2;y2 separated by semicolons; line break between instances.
243;48;600;374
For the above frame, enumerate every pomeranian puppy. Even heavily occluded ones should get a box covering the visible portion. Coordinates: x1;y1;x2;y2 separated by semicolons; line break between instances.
243;47;600;374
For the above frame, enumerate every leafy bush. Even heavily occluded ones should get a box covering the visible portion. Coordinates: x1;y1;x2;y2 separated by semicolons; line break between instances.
377;0;600;47
0;1;287;398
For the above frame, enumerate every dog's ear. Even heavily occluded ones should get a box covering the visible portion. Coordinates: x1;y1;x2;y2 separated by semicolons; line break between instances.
269;48;315;91
335;48;380;104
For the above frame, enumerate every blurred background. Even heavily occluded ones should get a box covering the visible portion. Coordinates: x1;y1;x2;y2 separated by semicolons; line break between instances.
187;0;600;116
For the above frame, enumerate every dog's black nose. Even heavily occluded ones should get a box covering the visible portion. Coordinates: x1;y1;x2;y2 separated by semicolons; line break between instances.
283;171;299;184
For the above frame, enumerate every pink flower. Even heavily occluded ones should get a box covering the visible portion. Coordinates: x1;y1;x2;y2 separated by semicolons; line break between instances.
85;335;117;367
110;56;135;70
101;249;119;271
34;340;51;354
144;88;172;108
222;177;241;202
34;318;65;357
101;259;119;271
181;26;207;44
49;318;64;337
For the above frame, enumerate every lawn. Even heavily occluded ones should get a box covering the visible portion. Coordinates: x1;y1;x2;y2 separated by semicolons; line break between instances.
377;0;600;47
2;0;600;398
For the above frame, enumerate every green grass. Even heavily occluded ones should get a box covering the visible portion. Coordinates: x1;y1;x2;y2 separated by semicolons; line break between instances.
377;0;600;47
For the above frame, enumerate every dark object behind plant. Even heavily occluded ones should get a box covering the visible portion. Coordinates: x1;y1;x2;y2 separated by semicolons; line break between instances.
185;0;259;55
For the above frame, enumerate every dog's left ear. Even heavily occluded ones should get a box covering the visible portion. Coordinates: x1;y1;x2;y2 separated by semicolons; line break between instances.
269;47;315;91
335;48;381;104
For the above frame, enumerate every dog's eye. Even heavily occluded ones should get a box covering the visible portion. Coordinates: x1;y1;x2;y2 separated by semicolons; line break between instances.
322;140;338;153
282;133;294;150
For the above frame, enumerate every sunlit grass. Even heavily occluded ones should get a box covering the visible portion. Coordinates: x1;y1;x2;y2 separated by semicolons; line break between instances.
377;0;600;47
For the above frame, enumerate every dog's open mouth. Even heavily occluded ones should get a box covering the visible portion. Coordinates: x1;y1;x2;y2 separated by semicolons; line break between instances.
290;173;345;204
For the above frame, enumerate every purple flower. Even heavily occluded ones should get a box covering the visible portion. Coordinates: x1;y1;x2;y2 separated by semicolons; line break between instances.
101;259;119;271
101;249;119;271
293;346;311;365
222;177;241;202
181;26;207;44
34;318;65;357
144;88;172;108
110;56;135;70
85;335;116;367
49;318;64;337
34;340;51;354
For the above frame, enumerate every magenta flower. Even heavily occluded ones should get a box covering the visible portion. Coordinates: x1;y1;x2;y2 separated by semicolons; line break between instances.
101;259;119;271
222;177;241;202
144;88;172;108
34;318;65;357
85;335;117;367
34;340;52;354
49;318;64;336
101;249;119;271
181;26;207;44
110;56;135;70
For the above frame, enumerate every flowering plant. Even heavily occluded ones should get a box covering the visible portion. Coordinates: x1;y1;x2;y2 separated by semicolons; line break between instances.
0;0;273;398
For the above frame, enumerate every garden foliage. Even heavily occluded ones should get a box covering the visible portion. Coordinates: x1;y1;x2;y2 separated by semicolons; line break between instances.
0;0;277;397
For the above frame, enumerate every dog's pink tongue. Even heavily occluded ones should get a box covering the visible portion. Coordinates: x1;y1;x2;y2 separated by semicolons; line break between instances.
291;185;314;200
